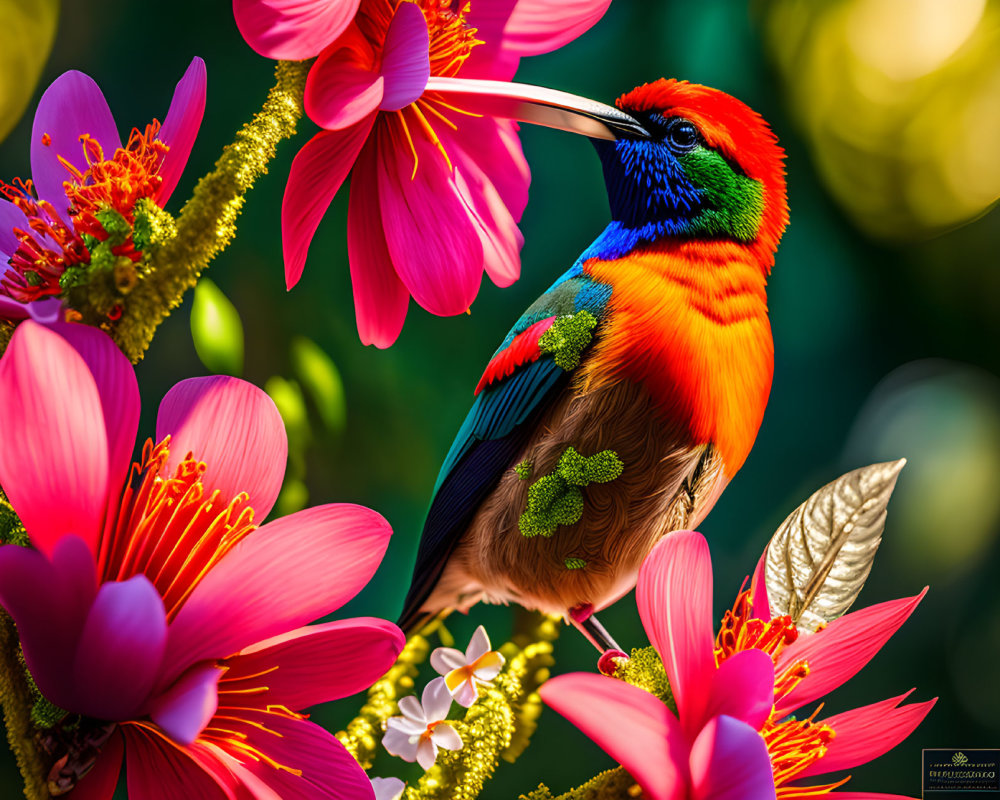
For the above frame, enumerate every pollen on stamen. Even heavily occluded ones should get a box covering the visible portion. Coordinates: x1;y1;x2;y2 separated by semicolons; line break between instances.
763;704;846;797
714;589;799;666
101;437;258;620
41;133;51;147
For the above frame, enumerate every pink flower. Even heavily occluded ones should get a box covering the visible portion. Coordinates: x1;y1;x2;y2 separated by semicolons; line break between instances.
276;0;611;347
541;531;935;800
430;624;505;707
383;677;463;769
0;60;206;321
0;320;403;798
371;776;406;800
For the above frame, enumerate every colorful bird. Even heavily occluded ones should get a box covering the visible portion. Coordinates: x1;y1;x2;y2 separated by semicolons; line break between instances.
398;79;788;651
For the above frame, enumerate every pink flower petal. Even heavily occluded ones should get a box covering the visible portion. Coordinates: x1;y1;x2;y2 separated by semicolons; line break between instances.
443;130;523;288
430;646;467;674
416;738;438;770
70;728;124;800
51;321;139;511
703;649;774;731
72;575;167;721
816;795;918;800
397;695;424;724
233;0;361;61
0;198;24;257
445;115;529;225
462;0;610;79
0;295;30;321
774;589;927;717
422;676;455;721
283;120;375;289
797;692;936;779
379;2;430;111
162;504;392;687
223;617;405;709
156;375;287;521
377;126;483;316
432;722;462;751
149;664;225;746
465;625;491;661
221;711;374;799
0;536;96;711
541;673;687;800
0;321;111;556
123;725;233;800
636;531;715;737
383;721;419;763
305;29;384;130
31;71;122;208
156;57;208;205
478;0;610;57
749;547;770;620
347;135;409;347
452;680;479;708
689;715;776;800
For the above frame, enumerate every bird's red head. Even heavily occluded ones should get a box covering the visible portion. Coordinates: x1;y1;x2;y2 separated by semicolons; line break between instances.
593;79;789;270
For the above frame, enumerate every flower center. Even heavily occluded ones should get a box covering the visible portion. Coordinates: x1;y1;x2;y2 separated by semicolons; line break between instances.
0;123;166;308
714;589;845;794
421;0;482;78
763;706;845;798
98;436;258;620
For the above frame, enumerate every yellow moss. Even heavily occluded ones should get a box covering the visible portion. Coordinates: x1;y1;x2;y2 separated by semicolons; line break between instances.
107;60;310;363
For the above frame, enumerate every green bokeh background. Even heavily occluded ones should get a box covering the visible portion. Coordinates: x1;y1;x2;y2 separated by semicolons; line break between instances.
1;0;999;796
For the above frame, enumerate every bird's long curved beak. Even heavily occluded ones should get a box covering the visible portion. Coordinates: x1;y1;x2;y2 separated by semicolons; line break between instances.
425;77;649;141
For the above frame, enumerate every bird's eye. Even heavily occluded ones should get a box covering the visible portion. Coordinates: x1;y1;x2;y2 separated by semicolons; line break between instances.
665;118;700;153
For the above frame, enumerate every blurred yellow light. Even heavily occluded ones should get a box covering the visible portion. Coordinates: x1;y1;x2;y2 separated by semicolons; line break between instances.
846;0;985;81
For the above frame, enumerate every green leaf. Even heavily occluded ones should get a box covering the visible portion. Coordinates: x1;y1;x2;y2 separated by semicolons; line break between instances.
264;375;310;451
0;0;59;146
190;278;244;377
291;336;346;434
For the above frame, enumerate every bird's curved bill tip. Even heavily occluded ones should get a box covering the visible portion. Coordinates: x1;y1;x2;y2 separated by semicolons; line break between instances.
424;77;649;141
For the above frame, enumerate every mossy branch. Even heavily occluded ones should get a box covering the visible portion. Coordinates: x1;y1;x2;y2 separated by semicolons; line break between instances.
104;59;311;362
0;612;48;800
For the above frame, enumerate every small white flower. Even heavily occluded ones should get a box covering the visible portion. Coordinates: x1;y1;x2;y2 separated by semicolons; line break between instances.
430;625;506;707
382;677;462;770
370;776;405;800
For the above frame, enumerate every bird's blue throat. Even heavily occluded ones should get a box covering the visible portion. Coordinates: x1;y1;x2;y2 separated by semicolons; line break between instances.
587;138;765;260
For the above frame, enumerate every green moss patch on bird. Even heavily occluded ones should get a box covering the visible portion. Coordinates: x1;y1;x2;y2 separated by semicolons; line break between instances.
514;461;533;480
519;447;624;538
563;557;587;570
538;310;597;372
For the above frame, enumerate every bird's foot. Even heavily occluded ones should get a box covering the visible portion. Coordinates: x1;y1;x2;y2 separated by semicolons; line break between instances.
597;648;629;676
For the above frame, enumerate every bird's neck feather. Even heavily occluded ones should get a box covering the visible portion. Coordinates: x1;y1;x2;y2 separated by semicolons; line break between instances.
581;240;774;475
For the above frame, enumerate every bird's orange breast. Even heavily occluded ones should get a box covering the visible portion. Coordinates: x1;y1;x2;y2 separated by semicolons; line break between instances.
581;239;773;475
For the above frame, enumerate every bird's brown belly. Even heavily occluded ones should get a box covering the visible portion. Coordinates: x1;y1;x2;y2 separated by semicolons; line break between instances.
424;377;726;617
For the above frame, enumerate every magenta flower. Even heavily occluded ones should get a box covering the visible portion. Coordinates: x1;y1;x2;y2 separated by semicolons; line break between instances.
267;0;610;347
0;60;206;321
0;320;403;798
541;531;935;800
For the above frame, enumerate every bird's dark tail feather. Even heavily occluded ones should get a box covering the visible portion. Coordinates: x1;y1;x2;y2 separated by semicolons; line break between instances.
397;606;452;639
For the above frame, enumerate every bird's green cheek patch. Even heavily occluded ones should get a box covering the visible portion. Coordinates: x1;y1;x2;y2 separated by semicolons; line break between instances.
680;149;764;242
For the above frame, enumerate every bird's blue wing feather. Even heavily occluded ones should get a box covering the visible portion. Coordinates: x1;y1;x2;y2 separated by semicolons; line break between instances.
398;263;613;630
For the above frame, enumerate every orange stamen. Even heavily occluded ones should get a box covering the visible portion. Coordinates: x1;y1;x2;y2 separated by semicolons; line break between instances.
100;437;257;620
715;589;799;665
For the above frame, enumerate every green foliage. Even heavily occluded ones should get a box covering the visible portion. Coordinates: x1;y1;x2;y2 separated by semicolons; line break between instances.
190;278;244;376
519;769;638;800
519;448;624;538
0;0;58;145
538;311;597;371
291;336;346;435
